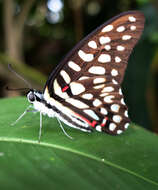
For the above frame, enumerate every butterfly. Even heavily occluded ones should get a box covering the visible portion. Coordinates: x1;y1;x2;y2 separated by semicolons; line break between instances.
20;11;145;140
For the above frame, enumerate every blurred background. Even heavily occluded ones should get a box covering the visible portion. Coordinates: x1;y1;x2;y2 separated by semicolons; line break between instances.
0;0;158;133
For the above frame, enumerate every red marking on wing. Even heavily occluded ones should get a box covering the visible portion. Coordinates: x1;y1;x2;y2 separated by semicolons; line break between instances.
62;85;69;92
101;117;108;127
91;121;97;127
74;112;97;127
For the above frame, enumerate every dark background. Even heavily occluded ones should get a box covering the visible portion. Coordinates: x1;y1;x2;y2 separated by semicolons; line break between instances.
0;0;158;133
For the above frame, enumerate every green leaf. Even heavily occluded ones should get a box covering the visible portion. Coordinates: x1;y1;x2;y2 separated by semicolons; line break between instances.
0;97;158;190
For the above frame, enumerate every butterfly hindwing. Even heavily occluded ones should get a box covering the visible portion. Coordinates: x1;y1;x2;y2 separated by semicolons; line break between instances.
60;78;130;134
43;11;145;134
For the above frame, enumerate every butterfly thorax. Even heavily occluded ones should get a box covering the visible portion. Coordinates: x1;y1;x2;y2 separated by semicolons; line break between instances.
27;90;56;117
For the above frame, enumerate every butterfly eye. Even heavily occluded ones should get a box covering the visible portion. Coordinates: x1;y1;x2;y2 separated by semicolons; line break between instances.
27;92;36;103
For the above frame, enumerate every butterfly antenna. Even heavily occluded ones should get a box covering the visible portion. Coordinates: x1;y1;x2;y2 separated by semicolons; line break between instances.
6;86;30;91
8;64;32;89
56;117;73;139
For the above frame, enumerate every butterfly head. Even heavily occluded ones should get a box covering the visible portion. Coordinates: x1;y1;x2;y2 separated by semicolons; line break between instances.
27;89;56;118
27;90;44;104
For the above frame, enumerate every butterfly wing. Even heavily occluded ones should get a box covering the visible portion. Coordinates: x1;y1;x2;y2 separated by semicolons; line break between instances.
43;11;145;134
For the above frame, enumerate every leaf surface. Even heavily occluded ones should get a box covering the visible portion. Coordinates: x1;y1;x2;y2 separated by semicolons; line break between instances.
0;97;158;190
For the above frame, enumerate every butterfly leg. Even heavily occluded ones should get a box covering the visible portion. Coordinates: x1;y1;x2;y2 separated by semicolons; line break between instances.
11;105;36;126
56;117;73;139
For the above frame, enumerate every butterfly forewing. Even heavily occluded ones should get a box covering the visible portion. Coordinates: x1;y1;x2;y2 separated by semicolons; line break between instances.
44;11;145;135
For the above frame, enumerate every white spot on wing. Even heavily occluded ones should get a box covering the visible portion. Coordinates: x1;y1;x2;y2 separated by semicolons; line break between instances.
130;25;136;31
84;109;99;120
124;110;128;117
78;50;94;62
102;25;113;32
79;76;89;80
113;115;122;123
100;107;108;115
112;79;118;84
128;16;136;22
122;35;132;40
93;99;102;107
111;104;120;112
70;82;85;95
82;93;93;100
93;78;106;84
88;40;97;49
66;98;89;109
100;93;109;97
111;69;118;76
96;125;102;132
117;45;125;51
119;89;122;95
104;95;114;103
105;45;111;51
124;123;129;129
60;70;71;84
99;36;111;44
68;61;81;72
116;26;125;32
121;98;125;105
102;86;114;93
109;123;117;131
98;54;111;63
88;66;105;75
117;130;123;134
94;84;105;89
115;56;121;63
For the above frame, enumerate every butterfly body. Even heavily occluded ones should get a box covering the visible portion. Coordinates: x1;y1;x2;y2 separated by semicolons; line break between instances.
27;90;91;132
27;11;145;135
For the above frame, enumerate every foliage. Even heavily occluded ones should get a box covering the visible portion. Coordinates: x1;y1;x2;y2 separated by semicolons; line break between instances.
0;97;158;189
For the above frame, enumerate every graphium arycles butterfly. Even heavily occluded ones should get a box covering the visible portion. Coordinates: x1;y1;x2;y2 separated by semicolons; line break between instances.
15;11;145;140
